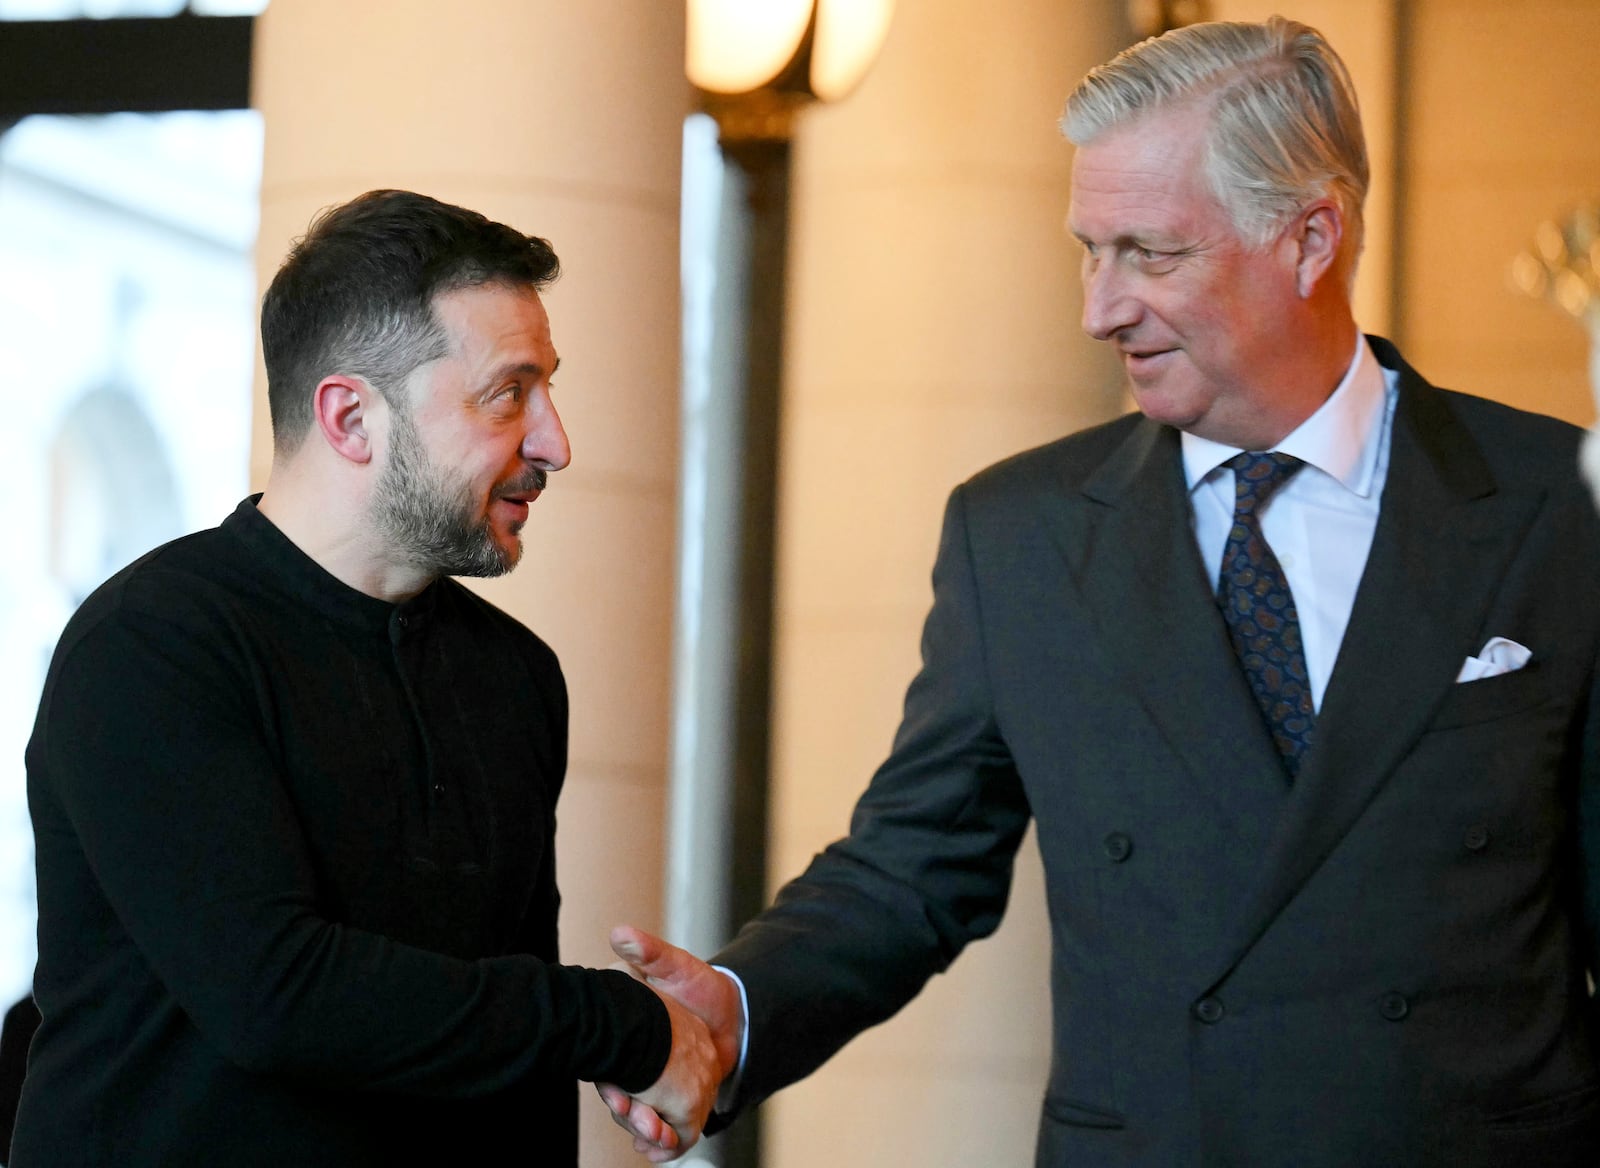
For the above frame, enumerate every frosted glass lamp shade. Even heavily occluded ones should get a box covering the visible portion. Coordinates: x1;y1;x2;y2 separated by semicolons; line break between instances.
687;0;813;95
811;0;893;102
687;0;893;102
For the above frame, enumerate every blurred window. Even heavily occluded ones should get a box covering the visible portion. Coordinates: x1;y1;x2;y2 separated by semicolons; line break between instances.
0;85;262;1003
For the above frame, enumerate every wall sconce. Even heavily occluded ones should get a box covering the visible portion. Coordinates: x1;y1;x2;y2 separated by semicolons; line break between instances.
1512;203;1600;398
1512;205;1600;323
667;12;893;1167
1511;204;1600;504
687;0;894;142
1128;0;1211;39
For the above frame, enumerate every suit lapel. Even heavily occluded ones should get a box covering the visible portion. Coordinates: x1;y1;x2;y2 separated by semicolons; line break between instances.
1046;417;1290;846
1198;341;1545;987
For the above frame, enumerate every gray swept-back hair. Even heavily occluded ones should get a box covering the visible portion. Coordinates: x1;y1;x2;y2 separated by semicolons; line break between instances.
1062;17;1368;283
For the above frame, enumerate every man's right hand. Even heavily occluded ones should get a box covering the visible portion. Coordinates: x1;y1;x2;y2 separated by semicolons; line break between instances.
610;925;743;1078
621;982;721;1160
598;925;747;1161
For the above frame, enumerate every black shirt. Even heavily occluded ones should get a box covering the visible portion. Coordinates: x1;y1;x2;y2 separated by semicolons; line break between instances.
15;498;668;1166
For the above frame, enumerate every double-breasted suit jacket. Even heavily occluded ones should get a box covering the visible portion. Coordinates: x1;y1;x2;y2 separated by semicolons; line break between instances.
714;337;1600;1166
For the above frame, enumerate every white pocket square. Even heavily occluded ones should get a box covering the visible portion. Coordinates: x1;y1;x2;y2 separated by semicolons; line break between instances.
1455;636;1532;683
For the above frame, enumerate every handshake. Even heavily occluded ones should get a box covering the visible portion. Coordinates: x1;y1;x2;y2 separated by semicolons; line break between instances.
597;925;745;1163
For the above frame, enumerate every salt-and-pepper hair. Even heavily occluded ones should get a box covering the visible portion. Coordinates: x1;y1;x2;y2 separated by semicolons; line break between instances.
1062;17;1369;285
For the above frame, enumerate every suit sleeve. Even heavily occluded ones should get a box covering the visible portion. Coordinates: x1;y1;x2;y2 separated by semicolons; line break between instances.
31;592;670;1097
1576;598;1600;1033
713;484;1033;1113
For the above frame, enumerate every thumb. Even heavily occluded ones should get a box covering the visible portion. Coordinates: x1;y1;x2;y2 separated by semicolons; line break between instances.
609;924;683;981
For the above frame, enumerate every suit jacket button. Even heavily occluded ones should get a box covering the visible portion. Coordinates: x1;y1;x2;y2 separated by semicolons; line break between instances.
1380;992;1410;1021
1463;825;1489;852
1103;832;1133;862
1193;996;1224;1024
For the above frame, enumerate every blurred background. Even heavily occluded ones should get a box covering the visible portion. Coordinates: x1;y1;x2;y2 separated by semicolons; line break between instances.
0;1;1595;1166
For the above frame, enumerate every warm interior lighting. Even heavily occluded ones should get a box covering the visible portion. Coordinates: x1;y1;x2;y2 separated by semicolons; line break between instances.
811;0;895;102
688;0;894;103
687;0;813;95
1514;205;1600;323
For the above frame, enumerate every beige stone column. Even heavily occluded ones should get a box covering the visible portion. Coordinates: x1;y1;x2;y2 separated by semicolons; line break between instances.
761;3;1128;1165
249;5;686;1164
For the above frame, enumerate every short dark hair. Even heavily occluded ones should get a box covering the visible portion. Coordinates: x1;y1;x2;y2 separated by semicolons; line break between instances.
260;189;560;453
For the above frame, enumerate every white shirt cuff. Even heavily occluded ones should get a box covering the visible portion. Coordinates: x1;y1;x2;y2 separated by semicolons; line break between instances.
710;964;750;1112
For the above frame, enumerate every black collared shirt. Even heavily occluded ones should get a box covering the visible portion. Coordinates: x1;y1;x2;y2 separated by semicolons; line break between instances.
15;497;667;1166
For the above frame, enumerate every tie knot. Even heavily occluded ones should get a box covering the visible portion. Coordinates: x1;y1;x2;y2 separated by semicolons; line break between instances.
1227;451;1303;516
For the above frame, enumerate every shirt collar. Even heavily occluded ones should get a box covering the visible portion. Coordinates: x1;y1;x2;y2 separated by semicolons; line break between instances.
224;495;441;631
1181;334;1388;497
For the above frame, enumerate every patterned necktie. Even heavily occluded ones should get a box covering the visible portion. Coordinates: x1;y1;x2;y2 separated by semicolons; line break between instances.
1217;451;1315;778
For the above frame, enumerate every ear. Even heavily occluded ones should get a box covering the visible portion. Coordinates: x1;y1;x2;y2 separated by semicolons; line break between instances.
1290;199;1344;298
311;374;377;465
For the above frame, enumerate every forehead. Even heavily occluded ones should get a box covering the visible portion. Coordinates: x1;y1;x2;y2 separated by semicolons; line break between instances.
431;282;555;364
1067;106;1225;237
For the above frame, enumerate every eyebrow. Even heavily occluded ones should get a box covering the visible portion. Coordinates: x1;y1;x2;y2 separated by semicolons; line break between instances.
487;356;560;384
1072;229;1185;254
1072;229;1144;246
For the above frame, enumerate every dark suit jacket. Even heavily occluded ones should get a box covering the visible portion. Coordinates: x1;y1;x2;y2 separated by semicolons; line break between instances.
715;338;1600;1167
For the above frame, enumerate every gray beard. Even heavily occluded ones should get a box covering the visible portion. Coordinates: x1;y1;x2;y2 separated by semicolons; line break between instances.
371;406;533;579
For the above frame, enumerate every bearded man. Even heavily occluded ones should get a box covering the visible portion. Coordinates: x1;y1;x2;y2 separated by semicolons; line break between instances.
13;190;719;1167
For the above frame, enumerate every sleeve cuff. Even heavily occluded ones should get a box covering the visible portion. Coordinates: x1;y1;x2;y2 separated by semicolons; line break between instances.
564;966;672;1093
710;964;750;1113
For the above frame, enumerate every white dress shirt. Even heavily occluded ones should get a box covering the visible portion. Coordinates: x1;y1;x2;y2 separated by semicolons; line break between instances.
1182;336;1400;712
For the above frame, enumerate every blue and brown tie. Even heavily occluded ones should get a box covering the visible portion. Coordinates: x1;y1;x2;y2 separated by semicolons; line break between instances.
1217;451;1315;778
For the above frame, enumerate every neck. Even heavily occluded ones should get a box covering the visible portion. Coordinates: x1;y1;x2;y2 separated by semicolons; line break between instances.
1229;312;1361;451
257;455;435;604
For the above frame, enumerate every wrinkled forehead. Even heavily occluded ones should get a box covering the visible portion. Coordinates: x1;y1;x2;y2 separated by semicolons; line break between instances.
1067;108;1221;235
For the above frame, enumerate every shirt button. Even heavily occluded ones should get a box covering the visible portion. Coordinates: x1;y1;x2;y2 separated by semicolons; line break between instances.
1463;825;1489;852
1103;832;1133;863
1193;996;1225;1024
1379;992;1410;1021
396;614;410;630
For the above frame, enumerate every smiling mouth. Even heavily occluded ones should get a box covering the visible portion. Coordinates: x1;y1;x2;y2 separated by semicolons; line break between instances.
494;468;550;507
1121;348;1180;374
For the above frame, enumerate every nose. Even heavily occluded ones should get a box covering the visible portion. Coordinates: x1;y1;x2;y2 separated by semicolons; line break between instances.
1080;257;1140;342
523;395;571;472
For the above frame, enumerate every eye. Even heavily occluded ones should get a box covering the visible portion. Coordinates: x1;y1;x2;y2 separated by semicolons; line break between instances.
486;383;524;413
1131;245;1184;273
1131;243;1178;264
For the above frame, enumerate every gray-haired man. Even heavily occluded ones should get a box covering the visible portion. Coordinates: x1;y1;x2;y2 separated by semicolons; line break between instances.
608;18;1600;1167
